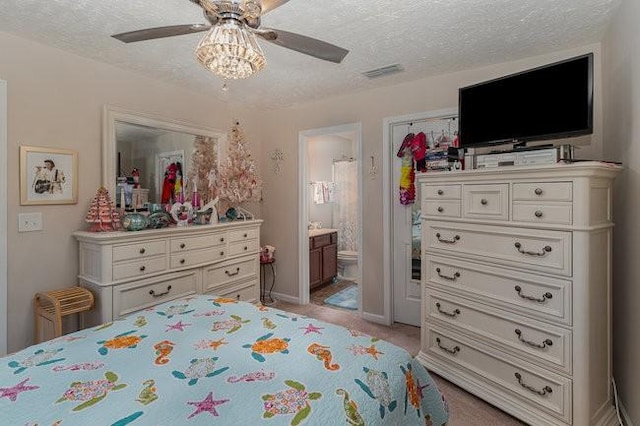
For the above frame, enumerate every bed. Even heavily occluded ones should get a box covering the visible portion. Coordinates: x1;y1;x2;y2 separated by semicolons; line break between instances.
1;295;448;425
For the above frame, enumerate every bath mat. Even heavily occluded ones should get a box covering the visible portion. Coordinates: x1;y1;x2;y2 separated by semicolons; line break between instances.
323;284;358;310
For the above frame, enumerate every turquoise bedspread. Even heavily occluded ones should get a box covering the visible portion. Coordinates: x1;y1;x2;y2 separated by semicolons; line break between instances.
1;295;448;425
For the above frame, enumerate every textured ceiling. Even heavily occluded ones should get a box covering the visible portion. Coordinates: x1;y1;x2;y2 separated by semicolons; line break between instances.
0;0;620;109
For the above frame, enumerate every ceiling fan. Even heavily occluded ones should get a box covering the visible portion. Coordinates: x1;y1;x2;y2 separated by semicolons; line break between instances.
112;0;349;70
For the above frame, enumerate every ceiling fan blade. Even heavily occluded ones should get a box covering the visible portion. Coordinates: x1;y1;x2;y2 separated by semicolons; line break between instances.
112;24;210;43
259;29;348;63
260;0;291;14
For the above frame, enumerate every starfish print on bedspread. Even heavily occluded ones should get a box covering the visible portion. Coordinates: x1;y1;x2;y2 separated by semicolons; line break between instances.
187;391;230;419
300;323;324;335
165;320;191;332
0;378;39;402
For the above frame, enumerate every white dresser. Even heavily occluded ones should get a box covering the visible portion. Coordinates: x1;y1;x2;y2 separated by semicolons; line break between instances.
416;162;620;426
73;220;261;325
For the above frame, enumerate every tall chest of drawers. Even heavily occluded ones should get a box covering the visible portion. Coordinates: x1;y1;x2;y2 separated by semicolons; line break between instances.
73;220;262;325
416;163;620;426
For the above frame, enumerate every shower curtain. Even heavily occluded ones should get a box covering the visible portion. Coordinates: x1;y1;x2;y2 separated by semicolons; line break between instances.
332;160;358;252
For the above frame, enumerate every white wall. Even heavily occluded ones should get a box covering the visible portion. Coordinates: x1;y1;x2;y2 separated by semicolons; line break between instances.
602;0;640;422
258;43;604;316
0;30;263;352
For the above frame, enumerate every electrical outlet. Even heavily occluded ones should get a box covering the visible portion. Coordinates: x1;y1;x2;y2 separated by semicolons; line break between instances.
18;212;43;232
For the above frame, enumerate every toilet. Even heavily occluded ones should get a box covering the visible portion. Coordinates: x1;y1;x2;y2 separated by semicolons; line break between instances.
337;250;359;281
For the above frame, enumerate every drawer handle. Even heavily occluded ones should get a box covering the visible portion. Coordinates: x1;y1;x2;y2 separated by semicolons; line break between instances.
515;329;553;349
225;267;241;277
514;242;552;256
436;233;460;244
436;302;461;318
139;248;146;254
243;233;248;238
180;243;186;249
149;285;172;298
436;268;460;281
179;259;186;265
236;294;241;301
437;189;444;195
534;188;543;196
436;337;460;355
244;246;248;251
220;237;225;243
480;198;488;205
220;251;225;256
437;206;444;213
514;285;553;303
534;210;543;218
514;372;553;396
139;265;146;272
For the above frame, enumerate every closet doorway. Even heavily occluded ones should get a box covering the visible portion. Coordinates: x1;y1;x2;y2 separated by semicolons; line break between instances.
1;80;7;355
384;109;457;327
298;123;363;311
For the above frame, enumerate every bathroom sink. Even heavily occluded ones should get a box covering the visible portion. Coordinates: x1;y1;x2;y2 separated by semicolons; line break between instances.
308;228;338;237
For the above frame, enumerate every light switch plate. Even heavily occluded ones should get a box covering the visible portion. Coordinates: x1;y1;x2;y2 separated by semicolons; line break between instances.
18;212;43;232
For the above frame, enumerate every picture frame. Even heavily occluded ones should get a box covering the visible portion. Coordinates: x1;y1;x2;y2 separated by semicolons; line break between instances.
20;146;78;205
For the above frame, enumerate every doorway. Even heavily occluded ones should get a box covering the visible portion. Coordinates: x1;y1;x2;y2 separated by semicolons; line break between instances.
383;108;457;326
1;80;7;355
298;123;363;312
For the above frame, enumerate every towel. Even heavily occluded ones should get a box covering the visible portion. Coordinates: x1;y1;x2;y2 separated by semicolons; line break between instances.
312;182;325;204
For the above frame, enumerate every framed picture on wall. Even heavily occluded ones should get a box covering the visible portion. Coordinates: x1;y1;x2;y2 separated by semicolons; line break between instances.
20;146;78;205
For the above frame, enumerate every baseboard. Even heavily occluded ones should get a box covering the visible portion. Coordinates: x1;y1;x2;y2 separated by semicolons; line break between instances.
620;401;633;426
269;291;300;304
361;311;390;326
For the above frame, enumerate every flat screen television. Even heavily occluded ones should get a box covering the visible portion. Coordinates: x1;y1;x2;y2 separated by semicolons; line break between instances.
458;53;593;148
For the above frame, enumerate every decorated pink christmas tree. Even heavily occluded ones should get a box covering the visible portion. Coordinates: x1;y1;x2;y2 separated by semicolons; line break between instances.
216;122;262;214
85;187;121;232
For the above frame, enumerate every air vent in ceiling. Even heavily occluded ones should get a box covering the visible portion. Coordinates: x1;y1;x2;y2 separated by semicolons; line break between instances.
362;64;405;79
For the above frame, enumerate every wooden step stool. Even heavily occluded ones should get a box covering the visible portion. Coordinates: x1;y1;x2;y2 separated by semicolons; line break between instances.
34;287;94;343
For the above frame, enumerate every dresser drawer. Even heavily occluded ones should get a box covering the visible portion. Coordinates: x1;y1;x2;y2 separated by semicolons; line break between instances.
203;256;258;293
215;280;259;302
423;200;461;218
170;233;226;252
112;256;167;281
113;240;166;262
426;256;571;325
425;326;572;423
424;221;572;276
462;184;509;221
228;228;259;242
512;203;572;225
170;247;226;269
423;184;461;200
513;182;572;201
229;239;260;257
112;271;199;318
426;290;571;373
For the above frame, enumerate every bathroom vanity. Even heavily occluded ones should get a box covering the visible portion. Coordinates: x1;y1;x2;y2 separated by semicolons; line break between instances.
309;229;337;289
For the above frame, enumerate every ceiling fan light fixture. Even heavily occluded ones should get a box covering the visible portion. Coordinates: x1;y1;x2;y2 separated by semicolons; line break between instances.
195;19;266;79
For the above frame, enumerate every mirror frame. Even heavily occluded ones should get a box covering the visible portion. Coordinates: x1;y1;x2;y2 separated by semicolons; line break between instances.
102;105;226;199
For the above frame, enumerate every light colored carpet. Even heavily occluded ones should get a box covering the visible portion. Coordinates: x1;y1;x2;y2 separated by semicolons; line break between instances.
323;284;358;310
272;299;526;426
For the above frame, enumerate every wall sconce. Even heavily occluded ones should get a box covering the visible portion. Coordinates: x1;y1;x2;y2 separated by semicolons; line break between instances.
369;155;378;179
270;148;284;174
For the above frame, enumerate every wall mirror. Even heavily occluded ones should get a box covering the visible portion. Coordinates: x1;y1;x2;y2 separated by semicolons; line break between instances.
102;106;225;208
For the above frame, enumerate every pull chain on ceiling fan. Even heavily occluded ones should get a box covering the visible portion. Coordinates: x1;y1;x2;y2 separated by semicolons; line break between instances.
112;0;349;79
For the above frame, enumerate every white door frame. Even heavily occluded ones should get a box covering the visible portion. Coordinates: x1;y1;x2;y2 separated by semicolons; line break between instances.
298;123;363;307
1;80;7;355
382;108;457;324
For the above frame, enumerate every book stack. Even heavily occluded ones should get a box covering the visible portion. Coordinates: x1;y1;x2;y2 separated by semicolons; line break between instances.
425;146;450;172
